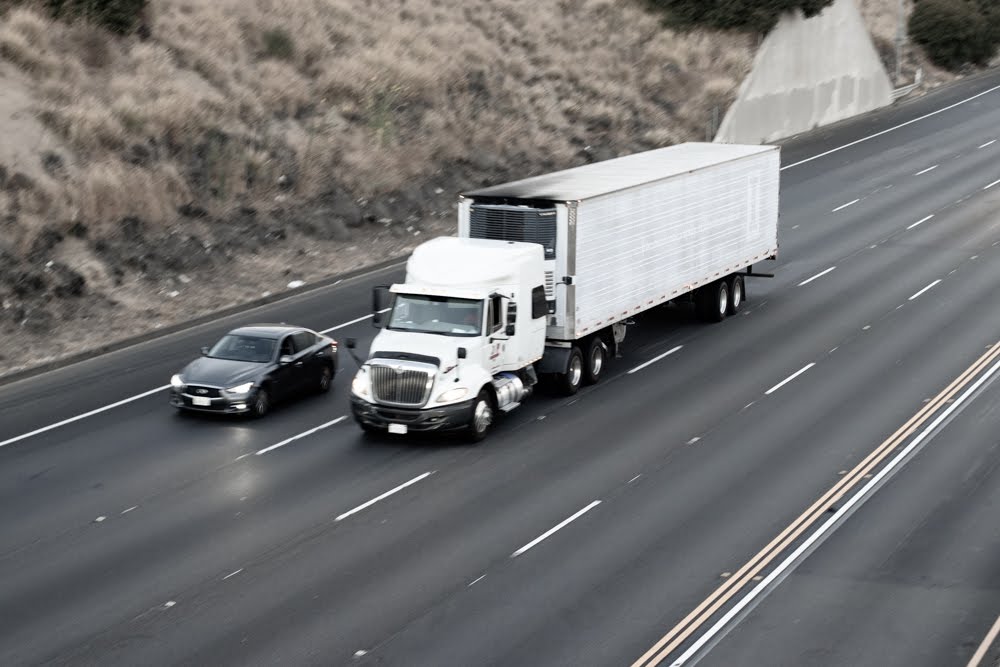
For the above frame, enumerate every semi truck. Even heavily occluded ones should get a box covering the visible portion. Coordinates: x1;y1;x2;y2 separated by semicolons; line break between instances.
347;142;780;440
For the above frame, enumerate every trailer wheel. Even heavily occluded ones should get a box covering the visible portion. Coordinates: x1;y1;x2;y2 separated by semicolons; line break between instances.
559;347;584;395
698;281;728;323
727;275;745;315
466;389;495;443
583;337;606;385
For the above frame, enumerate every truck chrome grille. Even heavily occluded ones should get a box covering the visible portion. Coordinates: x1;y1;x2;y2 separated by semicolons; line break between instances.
369;362;434;407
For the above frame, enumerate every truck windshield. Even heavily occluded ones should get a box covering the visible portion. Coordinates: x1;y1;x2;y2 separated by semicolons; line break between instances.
387;294;483;337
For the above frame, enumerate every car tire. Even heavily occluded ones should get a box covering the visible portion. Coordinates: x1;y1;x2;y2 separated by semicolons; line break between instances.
318;365;333;393
466;390;495;443
252;387;270;418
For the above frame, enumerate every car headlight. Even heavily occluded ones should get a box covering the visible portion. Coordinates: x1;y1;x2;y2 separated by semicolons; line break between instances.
171;374;185;390
226;382;254;395
436;386;468;403
351;372;370;398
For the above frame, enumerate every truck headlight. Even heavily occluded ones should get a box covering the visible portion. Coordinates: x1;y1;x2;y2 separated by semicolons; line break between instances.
170;374;185;390
226;382;254;395
436;386;468;403
351;372;370;398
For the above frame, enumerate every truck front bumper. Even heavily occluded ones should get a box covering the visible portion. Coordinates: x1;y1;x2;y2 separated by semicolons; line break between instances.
350;396;475;433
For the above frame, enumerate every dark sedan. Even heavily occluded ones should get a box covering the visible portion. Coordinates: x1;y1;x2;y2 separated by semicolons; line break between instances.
170;325;338;417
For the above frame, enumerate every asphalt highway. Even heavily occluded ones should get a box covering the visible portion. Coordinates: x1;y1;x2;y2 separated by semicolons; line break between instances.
1;70;1000;667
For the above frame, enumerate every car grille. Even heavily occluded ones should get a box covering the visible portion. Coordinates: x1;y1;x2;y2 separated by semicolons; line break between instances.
369;364;433;407
186;385;222;398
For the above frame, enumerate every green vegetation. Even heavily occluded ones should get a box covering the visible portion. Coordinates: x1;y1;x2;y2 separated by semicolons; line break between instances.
46;0;147;35
647;0;834;34
909;0;1000;71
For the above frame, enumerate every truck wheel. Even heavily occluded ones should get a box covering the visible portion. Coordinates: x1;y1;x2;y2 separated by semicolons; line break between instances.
467;390;495;442
699;281;728;323
583;337;606;385
559;347;584;395
727;275;744;315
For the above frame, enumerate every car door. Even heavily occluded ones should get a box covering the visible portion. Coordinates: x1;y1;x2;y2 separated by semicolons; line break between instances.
271;334;304;400
292;330;322;388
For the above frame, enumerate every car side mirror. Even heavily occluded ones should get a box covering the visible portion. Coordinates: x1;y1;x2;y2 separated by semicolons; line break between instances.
345;338;357;349
279;355;294;365
457;347;467;359
200;346;209;356
505;323;516;336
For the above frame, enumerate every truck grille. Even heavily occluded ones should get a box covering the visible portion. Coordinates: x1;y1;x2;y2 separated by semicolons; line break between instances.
469;204;557;259
369;363;433;407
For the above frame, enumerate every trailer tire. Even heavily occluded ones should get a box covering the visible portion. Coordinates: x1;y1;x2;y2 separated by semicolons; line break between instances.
727;275;744;315
699;280;728;323
559;347;584;395
583;337;606;385
466;389;495;443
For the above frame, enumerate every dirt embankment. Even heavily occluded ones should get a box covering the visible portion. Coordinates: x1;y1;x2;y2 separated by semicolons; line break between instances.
0;0;954;378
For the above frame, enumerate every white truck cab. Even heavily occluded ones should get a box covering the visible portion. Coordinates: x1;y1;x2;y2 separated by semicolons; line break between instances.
349;237;548;440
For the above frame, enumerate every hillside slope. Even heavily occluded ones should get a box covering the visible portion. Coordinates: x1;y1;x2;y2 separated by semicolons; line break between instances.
0;0;948;376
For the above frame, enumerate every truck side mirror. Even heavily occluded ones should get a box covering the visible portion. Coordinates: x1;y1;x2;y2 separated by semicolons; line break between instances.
372;285;390;328
457;347;467;359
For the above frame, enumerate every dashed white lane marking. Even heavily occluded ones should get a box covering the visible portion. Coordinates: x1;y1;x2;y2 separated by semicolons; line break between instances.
319;308;390;334
798;266;836;286
915;165;938;176
966;614;1000;667
628;475;642;484
122;506;138;514
511;501;602;558
907;214;934;230
780;83;1000;171
765;363;816;396
0;385;171;449
832;199;860;213
979;140;997;149
94;516;106;523
164;601;176;608
628;346;683;374
255;416;347;456
909;279;942;301
335;471;435;522
468;574;487;587
223;568;243;580
985;179;1000;190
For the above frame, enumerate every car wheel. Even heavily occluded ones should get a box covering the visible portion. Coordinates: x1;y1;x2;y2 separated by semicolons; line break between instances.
252;387;270;418
466;390;495;443
318;365;333;393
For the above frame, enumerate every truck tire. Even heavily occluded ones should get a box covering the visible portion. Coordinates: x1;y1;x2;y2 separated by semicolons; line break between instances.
466;389;495;442
559;347;584;395
699;280;728;323
727;274;744;315
583;336;606;385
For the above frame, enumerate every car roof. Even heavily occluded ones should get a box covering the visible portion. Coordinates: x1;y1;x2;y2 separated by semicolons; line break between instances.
227;324;309;339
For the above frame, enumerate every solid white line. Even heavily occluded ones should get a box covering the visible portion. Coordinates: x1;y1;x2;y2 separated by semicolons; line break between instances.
223;568;243;580
914;165;938;176
797;266;836;286
780;83;1000;171
831;199;860;212
256;416;347;455
0;384;171;449
985;179;1000;190
765;363;816;396
335;471;435;522
511;501;601;558
967;615;1000;667
628;346;683;374
671;355;1000;666
908;279;942;301
907;214;934;230
979;140;996;149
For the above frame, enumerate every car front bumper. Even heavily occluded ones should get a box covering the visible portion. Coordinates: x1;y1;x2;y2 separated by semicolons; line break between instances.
171;389;253;414
350;395;476;433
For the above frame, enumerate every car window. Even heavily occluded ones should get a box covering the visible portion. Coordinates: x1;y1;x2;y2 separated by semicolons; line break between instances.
279;335;296;357
209;335;275;363
292;331;315;352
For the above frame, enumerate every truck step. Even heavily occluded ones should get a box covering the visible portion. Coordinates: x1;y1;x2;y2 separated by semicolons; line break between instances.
499;402;521;413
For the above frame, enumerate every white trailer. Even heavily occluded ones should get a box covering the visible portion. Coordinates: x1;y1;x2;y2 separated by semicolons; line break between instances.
348;143;779;439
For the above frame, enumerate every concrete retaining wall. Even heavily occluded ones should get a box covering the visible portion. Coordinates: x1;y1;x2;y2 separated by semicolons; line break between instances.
715;0;893;144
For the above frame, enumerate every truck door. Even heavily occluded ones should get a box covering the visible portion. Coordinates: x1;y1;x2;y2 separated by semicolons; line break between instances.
485;294;506;375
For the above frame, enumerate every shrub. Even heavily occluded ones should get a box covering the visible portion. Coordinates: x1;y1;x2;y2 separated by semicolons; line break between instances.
648;0;835;34
261;27;295;61
46;0;147;35
909;0;997;71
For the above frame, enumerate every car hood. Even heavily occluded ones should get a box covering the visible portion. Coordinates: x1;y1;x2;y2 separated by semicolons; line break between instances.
181;357;266;387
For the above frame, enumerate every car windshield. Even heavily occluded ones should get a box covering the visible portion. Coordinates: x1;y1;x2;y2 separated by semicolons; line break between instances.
387;294;483;337
207;334;276;362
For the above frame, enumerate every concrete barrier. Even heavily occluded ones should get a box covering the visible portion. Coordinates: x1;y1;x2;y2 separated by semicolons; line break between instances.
715;0;893;144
